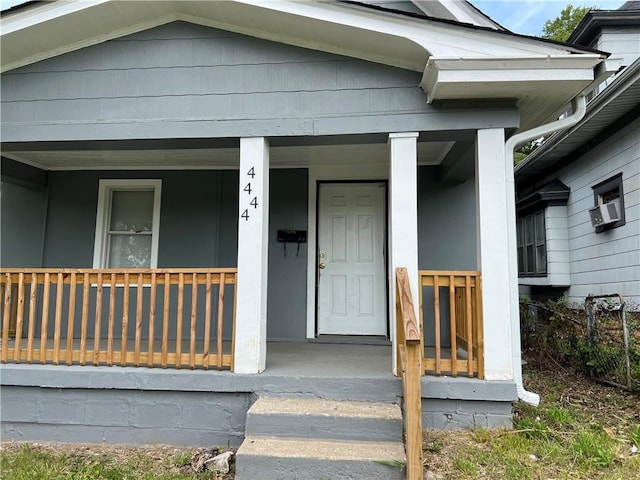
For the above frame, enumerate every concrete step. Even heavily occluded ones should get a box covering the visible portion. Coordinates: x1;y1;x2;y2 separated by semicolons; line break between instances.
235;436;406;480
244;396;403;442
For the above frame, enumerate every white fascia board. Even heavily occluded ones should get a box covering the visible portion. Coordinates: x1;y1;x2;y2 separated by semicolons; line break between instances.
0;0;110;34
421;55;603;102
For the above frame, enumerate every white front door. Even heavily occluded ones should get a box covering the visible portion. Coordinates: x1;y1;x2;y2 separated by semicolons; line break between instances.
317;183;387;336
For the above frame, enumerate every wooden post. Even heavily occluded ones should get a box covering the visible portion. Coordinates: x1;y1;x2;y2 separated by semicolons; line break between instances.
40;273;50;364
2;274;13;363
120;273;130;366
53;272;63;364
203;272;212;370
93;273;103;366
433;275;441;375
395;267;423;480
26;274;37;363
162;273;170;368
217;273;225;371
176;273;184;369
66;272;77;365
13;272;25;362
134;272;143;367
80;273;90;365
148;272;157;368
449;275;457;377
465;275;473;377
107;273;116;366
189;273;198;370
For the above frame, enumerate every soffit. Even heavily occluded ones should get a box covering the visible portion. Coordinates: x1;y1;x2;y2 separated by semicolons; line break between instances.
1;142;454;170
515;60;640;187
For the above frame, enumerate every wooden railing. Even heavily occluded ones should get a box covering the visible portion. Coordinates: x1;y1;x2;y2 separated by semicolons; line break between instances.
419;270;484;378
0;268;237;370
395;267;423;480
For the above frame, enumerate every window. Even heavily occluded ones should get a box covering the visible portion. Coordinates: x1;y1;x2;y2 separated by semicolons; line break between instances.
517;210;546;276
592;173;625;232
93;179;161;268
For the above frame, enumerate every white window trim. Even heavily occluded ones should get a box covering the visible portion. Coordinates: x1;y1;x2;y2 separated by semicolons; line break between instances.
92;179;162;269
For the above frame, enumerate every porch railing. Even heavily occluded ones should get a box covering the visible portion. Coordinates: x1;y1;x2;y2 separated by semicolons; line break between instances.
395;267;423;480
1;268;237;370
419;270;484;378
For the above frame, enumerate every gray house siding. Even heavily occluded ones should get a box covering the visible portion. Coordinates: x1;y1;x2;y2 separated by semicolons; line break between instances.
596;28;640;68
417;166;477;347
558;117;640;306
0;21;518;143
0;181;47;268
42;170;239;268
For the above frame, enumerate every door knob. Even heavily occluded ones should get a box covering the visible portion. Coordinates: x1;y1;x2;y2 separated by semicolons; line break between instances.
319;263;326;269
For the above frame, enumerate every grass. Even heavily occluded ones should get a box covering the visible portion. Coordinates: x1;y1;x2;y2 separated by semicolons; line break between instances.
0;444;227;480
423;365;640;479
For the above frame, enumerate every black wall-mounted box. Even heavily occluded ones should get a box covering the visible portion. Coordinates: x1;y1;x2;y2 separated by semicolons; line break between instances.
277;230;307;243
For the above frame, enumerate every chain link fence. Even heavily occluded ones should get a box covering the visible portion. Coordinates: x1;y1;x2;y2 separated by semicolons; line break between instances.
520;294;639;392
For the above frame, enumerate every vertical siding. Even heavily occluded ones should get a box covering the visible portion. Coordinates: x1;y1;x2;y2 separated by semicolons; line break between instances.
544;205;571;286
558;117;640;305
596;28;640;68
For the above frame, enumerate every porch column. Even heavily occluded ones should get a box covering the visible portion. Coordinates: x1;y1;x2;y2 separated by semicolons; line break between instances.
234;137;270;374
475;128;514;380
388;132;420;366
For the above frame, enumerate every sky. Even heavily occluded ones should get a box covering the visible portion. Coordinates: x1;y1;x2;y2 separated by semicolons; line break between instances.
0;0;628;37
468;1;626;36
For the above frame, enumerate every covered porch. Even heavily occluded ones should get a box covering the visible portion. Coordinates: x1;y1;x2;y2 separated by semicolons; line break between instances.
0;266;484;378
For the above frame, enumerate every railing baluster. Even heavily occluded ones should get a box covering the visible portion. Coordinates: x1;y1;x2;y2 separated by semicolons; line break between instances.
80;273;89;365
433;274;441;375
203;272;212;370
26;273;37;363
162;273;170;368
93;273;103;366
121;273;130;367
134;272;143;367
107;273;116;366
418;272;424;375
449;275;457;377
189;273;198;369
53;272;63;364
217;273;226;371
1;273;12;363
147;272;157;368
475;276;485;379
465;275;473;377
175;273;184;369
66;273;77;365
13;273;25;362
40;273;50;364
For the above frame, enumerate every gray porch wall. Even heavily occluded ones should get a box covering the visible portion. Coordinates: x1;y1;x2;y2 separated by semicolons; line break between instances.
1;21;518;143
0;181;47;268
42;170;239;268
2;167;307;340
417;167;477;347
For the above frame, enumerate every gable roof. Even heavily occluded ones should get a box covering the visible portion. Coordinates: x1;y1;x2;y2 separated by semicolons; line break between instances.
0;0;614;131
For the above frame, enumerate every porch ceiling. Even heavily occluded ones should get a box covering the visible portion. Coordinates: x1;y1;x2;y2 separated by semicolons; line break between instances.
2;141;454;170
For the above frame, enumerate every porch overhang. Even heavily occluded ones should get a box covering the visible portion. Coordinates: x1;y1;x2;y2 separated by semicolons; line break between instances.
421;55;608;130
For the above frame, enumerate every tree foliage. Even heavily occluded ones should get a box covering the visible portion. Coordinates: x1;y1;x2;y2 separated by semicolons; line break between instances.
542;4;593;42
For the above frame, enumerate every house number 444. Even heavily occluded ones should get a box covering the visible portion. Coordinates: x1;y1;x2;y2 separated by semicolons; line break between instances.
241;167;259;221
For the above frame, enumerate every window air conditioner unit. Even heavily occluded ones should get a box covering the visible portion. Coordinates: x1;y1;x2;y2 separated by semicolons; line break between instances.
589;201;621;227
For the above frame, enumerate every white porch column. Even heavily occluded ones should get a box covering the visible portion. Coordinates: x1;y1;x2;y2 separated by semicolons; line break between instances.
234;137;270;373
389;132;420;369
475;128;514;380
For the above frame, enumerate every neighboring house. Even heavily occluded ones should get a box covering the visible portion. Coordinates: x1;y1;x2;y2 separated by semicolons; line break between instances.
0;0;614;446
515;1;640;308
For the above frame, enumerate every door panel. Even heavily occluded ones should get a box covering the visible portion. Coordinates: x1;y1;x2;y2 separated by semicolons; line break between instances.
318;183;386;335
